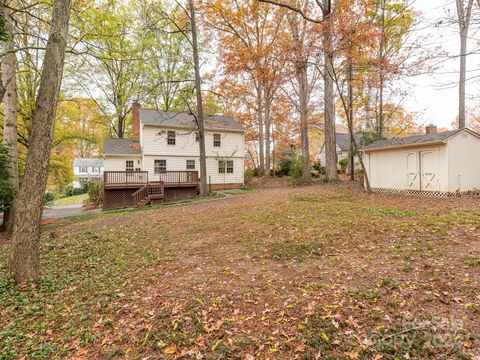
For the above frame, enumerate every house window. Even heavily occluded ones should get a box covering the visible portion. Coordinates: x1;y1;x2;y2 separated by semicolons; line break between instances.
126;160;134;172
213;133;221;147
219;160;233;174
154;159;167;174
195;132;199;142
219;160;225;174
79;166;87;173
167;131;176;145
186;160;195;170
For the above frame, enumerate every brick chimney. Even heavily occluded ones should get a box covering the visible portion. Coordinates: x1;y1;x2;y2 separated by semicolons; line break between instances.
425;124;437;135
131;101;140;141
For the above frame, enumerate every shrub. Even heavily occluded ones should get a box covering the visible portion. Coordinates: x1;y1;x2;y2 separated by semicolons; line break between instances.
338;158;349;172
87;181;103;205
244;169;256;183
64;184;87;197
43;192;55;204
312;162;326;175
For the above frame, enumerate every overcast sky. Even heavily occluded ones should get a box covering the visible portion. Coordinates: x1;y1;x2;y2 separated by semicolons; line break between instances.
406;0;480;129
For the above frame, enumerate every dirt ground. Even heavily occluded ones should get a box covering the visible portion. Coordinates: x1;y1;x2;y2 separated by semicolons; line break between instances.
1;181;479;359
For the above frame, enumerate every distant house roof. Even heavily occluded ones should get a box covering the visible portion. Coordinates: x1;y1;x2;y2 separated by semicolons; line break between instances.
139;109;245;132
73;158;104;167
102;138;141;155
336;133;361;151
362;129;465;151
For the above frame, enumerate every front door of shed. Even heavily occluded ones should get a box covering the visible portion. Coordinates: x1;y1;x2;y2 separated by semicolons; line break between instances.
406;150;439;191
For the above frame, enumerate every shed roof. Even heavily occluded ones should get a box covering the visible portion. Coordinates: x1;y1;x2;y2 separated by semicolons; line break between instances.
102;138;141;155
361;129;464;151
73;158;104;167
139;109;245;132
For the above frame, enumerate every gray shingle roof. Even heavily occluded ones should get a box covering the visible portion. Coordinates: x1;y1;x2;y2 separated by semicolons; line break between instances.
73;158;103;167
139;109;245;132
361;129;463;151
102;138;141;155
336;133;361;151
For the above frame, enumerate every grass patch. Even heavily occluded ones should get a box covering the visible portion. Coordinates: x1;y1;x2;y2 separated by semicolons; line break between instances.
272;242;324;260
363;206;417;218
50;193;88;206
293;195;321;202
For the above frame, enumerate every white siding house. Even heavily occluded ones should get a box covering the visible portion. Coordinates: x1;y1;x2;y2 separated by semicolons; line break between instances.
102;102;245;190
72;158;104;188
362;127;480;194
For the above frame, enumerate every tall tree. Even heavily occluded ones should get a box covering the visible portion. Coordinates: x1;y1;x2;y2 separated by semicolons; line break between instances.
206;0;287;176
258;0;338;180
456;0;474;129
285;6;321;183
8;0;71;283
188;0;208;195
69;1;145;138
1;0;19;233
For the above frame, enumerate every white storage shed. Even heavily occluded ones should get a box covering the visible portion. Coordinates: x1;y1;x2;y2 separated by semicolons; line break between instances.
362;127;480;195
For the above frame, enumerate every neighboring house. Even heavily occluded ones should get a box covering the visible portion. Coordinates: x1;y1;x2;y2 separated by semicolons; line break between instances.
362;125;480;195
317;133;360;169
72;158;104;188
102;102;245;208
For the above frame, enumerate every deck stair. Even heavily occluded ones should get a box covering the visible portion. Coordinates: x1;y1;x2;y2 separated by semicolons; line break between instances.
132;181;164;207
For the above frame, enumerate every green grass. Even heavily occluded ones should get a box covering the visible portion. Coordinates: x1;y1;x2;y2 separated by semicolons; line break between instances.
51;193;88;206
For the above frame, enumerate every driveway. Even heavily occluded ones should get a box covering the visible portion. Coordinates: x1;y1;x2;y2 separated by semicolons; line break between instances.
43;204;101;219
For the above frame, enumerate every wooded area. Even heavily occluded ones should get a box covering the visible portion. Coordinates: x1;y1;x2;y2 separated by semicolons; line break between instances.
1;0;480;357
0;0;479;291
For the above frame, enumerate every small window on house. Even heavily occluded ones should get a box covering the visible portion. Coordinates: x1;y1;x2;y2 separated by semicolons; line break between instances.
195;132;199;142
226;160;234;173
213;133;221;147
126;160;134;172
167;131;176;145
154;159;167;174
218;160;226;174
79;166;87;173
186;160;195;170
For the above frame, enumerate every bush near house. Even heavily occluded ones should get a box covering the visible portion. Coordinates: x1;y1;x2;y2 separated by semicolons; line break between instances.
87;181;103;205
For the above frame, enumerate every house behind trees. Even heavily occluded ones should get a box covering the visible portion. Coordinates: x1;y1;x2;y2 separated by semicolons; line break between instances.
72;158;104;188
102;102;245;208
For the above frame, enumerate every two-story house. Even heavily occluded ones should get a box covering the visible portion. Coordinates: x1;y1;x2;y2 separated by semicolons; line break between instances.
72;158;104;188
102;102;245;208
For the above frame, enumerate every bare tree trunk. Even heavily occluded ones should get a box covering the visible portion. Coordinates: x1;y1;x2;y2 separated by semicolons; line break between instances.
323;5;338;181
348;59;354;181
189;0;208;195
1;3;19;234
457;0;473;129
263;82;271;176
298;64;311;183
256;83;265;175
288;12;311;184
377;0;386;138
7;0;71;284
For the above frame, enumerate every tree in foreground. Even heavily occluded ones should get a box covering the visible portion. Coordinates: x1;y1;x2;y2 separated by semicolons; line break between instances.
7;0;72;284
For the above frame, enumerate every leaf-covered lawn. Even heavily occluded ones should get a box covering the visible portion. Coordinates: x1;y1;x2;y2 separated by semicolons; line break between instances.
1;183;479;359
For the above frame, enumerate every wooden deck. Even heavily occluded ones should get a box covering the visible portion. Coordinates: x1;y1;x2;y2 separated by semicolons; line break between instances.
104;171;199;189
103;171;199;209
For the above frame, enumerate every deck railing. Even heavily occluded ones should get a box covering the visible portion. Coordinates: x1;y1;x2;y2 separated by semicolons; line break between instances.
104;171;149;187
157;171;199;184
104;170;199;188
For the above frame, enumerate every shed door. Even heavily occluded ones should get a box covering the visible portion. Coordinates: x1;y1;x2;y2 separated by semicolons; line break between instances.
406;152;419;190
420;150;438;191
